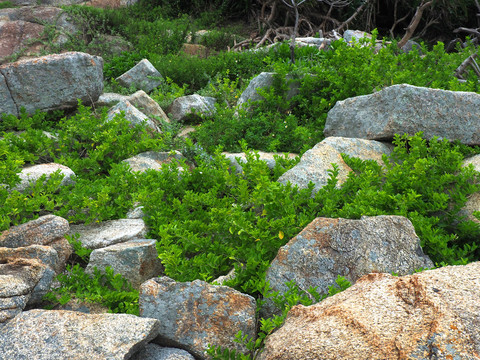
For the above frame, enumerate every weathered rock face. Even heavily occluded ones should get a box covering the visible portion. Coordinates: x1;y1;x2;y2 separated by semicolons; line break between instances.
69;218;147;250
0;52;103;116
131;343;196;360
0;6;79;63
277;137;392;193
236;72;300;110
263;216;433;317
128;90;170;124
0;215;69;249
460;154;480;223
259;262;480;360
324;84;480;145
140;277;257;359
123;151;186;173
12;163;76;193
168;94;216;122
107;100;161;133
0;258;48;322
0;309;159;360
223;151;298;174
0;20;45;61
86;239;163;289
115;58;162;93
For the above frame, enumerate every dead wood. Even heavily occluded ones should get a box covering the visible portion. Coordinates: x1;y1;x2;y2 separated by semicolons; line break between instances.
397;0;433;48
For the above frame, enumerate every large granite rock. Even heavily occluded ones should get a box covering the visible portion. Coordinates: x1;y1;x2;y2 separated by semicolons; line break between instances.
12;163;76;193
123;151;186;173
0;6;79;63
324;84;480;145
69;218;147;250
107;100;160;133
0;309;159;359
0;215;70;249
277;137;392;193
140;277;257;359
168;94;216;122
86;239;163;289
0;258;48;322
236;72;301;110
115;58;162;93
0;52;103;116
259;262;480;360
263;215;434;318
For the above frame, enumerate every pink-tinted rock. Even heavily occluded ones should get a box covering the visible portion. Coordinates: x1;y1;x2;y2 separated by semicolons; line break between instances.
140;277;257;359
0;20;44;60
259;262;480;360
0;215;69;249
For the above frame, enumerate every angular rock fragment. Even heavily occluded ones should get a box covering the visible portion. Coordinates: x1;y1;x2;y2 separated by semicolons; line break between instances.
0;309;160;360
86;239;163;289
69;218;147;250
263;215;433;317
324;84;480;145
140;277;257;359
115;59;162;93
259;262;480;360
0;52;103;116
168;94;216;122
0;215;69;248
277;137;392;193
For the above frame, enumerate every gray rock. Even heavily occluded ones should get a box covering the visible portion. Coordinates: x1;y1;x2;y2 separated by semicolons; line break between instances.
127;205;146;219
263;215;433;318
69;218;147;250
123;151;186;173
128;90;170;124
0;309;160;360
168;94;216;122
95;92;128;107
0;258;47;322
0;244;60;274
343;30;372;44
275;136;408;195
223;151;298;174
140;277;257;359
53;296;110;314
0;72;17;116
259;262;480;360
13;163;76;193
115;59;162;93
0;52;103;116
236;72;300;110
107;100;160;133
324;84;480;145
131;344;195;360
459;155;480;223
86;239;163;289
0;215;69;248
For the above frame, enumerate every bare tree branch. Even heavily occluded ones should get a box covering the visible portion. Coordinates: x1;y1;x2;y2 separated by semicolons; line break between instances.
336;0;373;33
397;0;433;48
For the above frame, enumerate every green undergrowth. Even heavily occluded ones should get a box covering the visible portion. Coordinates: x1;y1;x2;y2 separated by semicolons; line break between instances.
2;6;480;355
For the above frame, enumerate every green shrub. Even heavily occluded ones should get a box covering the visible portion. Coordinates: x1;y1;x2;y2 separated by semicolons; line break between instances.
44;264;139;315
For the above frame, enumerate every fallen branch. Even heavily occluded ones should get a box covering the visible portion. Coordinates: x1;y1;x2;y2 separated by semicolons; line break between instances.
397;0;433;49
335;0;373;33
453;27;480;38
455;53;480;80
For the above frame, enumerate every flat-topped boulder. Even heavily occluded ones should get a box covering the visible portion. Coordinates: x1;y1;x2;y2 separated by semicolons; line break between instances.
0;309;159;359
0;52;103;116
324;84;480;145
